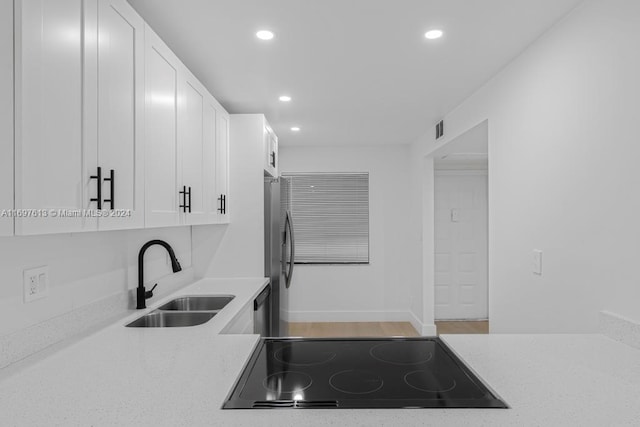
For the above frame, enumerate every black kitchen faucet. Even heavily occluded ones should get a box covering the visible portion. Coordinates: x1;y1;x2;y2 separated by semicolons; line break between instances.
136;240;182;309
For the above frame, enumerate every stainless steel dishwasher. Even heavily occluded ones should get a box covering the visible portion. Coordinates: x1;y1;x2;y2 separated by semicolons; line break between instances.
253;286;271;336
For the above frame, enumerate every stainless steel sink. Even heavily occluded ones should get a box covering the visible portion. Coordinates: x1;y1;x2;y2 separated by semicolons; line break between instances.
156;295;235;312
126;311;216;328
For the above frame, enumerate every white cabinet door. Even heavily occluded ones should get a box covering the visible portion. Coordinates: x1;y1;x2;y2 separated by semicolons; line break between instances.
270;130;278;177
144;26;181;228
215;102;230;223
0;0;13;236
221;303;253;334
93;0;145;230
14;0;90;235
263;122;278;178
202;95;218;223
179;70;207;225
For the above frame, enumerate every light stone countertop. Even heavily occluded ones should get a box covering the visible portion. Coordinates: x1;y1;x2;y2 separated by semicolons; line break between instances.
1;278;640;426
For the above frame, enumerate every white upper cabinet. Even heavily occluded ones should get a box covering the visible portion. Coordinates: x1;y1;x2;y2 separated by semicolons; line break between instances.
179;69;208;225
14;0;87;235
92;0;145;230
144;25;181;228
145;28;230;228
203;95;222;224
12;0;230;234
0;0;13;236
215;102;230;223
14;0;145;235
146;30;230;228
263;122;278;178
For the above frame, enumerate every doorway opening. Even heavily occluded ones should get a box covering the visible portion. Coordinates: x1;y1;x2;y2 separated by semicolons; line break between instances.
431;121;489;334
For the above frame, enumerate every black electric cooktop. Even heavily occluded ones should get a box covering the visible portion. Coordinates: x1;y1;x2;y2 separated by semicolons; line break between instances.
222;338;508;409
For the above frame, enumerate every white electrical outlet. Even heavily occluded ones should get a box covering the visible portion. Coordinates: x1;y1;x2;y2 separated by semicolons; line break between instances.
533;250;543;275
450;209;460;222
23;266;49;303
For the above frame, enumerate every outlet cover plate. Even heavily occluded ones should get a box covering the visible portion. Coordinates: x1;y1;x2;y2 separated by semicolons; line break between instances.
23;266;49;303
533;250;543;275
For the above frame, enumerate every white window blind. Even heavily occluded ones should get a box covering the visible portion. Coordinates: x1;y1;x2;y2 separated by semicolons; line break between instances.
283;173;369;264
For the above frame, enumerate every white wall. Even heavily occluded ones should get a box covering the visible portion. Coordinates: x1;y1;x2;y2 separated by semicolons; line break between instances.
0;0;13;236
280;145;428;332
412;0;640;332
408;148;426;329
0;227;194;338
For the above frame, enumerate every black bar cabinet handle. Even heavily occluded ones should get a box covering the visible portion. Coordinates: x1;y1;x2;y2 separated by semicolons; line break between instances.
187;187;192;213
90;167;102;209
103;169;115;209
270;151;276;168
179;186;187;212
218;194;226;214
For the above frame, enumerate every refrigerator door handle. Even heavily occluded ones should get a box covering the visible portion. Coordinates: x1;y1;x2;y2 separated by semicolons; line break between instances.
284;210;295;288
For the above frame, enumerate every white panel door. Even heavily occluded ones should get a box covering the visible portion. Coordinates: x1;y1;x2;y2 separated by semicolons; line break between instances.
434;172;488;320
95;0;145;230
0;0;13;236
215;103;230;223
179;70;207;225
202;96;217;223
14;0;89;235
144;26;180;228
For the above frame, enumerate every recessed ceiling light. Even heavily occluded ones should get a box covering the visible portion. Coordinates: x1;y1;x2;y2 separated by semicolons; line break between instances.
425;29;444;40
256;30;274;40
291;127;300;132
279;95;292;102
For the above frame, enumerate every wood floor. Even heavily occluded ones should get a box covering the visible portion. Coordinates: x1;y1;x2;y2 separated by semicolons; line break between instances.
289;322;420;337
288;321;488;337
435;320;489;335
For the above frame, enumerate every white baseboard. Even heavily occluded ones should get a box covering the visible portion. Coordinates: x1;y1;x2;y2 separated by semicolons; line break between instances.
600;311;640;350
422;325;438;336
285;309;437;336
408;310;437;336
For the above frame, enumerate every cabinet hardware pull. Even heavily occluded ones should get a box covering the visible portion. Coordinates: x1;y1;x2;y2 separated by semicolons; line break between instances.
222;194;226;214
179;186;187;212
90;167;102;209
270;151;276;168
103;169;115;209
217;194;224;214
187;187;192;213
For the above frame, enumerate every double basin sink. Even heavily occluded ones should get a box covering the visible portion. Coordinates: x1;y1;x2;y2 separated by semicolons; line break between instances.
127;295;235;328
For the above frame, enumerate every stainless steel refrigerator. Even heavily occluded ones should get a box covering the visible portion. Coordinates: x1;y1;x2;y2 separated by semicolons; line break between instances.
264;177;295;337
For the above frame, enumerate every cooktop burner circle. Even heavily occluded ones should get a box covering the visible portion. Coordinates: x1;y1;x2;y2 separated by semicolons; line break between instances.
274;344;336;366
369;341;434;365
262;371;313;394
329;370;384;395
404;370;457;393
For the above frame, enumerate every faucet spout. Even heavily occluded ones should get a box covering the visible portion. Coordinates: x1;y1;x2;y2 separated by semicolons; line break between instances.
136;240;182;309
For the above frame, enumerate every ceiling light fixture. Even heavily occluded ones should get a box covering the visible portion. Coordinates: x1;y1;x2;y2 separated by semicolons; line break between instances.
256;30;274;40
279;95;292;102
291;127;300;132
425;29;444;40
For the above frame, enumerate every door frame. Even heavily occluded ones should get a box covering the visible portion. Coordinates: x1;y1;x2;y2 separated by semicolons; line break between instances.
422;120;490;333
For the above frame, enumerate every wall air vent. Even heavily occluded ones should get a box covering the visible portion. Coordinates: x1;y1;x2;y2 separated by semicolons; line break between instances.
435;120;444;140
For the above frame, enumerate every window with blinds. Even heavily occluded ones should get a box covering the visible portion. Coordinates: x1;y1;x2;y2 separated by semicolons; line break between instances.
283;172;369;264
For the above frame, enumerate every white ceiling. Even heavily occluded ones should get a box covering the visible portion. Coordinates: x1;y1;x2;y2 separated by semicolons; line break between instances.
128;0;583;147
